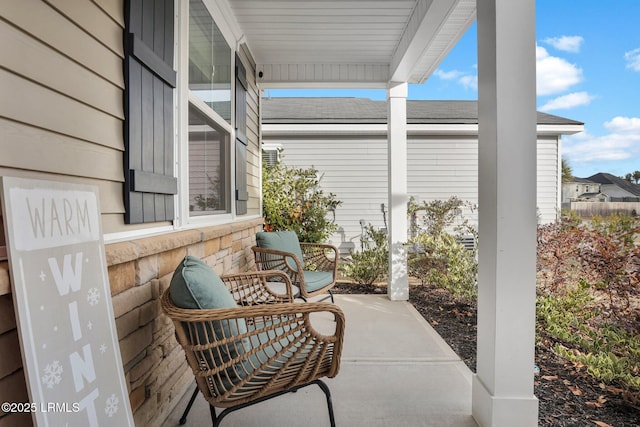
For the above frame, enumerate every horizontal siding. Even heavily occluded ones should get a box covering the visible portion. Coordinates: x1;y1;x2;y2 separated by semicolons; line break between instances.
0;119;123;182
0;21;124;119
0;0;125;227
269;133;560;253
408;136;479;227
537;138;559;223
2;0;124;87
239;45;261;216
265;135;389;253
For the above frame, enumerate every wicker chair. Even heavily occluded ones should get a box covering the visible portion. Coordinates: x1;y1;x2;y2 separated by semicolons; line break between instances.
252;231;339;302
162;268;345;427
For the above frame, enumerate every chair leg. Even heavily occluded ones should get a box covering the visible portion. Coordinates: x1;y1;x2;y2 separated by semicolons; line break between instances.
208;380;336;427
314;379;337;427
179;385;200;425
210;404;218;427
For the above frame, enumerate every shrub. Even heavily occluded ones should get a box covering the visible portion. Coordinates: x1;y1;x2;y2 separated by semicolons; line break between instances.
262;156;342;243
537;213;640;396
407;197;478;300
341;224;388;285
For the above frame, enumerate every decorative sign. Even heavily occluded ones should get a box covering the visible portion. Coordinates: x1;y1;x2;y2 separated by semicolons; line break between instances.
0;177;134;426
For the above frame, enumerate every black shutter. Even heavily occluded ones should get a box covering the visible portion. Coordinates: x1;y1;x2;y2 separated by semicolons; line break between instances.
235;55;248;215
123;0;177;224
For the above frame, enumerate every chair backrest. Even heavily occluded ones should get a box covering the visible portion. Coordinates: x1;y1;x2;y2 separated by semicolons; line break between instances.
169;256;249;371
256;231;305;271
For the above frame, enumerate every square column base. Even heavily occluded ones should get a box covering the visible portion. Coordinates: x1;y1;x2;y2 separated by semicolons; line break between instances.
472;375;538;427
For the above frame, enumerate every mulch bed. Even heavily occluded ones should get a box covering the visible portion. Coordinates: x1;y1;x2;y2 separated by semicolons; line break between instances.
333;282;640;427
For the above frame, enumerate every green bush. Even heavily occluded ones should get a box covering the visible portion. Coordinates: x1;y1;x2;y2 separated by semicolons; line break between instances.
407;197;478;300
341;224;388;285
262;155;341;243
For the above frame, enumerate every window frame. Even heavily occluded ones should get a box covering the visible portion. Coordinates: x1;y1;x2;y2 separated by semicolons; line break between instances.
176;0;238;228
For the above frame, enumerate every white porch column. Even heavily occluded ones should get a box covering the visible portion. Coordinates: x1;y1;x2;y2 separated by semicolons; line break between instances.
387;81;409;301
472;1;539;426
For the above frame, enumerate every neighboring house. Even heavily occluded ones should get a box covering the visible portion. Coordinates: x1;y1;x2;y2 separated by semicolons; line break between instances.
262;97;584;254
562;177;603;204
562;173;640;217
587;172;640;201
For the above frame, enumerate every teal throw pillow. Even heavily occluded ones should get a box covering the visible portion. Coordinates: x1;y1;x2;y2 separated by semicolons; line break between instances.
256;231;305;271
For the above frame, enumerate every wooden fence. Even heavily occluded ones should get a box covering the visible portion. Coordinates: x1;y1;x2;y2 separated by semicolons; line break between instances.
570;202;640;218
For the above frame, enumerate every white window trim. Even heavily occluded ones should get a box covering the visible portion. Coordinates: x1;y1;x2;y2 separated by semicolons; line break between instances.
175;0;239;229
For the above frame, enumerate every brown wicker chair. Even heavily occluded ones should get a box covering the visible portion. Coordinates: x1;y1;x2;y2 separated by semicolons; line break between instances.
252;231;339;302
162;270;345;427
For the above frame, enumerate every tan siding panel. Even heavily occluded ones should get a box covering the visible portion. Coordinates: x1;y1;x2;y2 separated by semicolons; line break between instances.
0;21;123;119
0;119;123;182
0;69;122;149
93;0;125;27
0;168;124;216
238;47;261;216
1;0;124;88
44;0;124;57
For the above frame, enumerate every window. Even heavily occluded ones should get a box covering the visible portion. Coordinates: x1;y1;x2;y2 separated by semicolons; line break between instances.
188;105;229;214
186;0;233;217
189;0;231;123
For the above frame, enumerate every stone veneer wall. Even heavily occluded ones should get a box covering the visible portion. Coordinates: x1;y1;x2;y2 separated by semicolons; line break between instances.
0;217;264;427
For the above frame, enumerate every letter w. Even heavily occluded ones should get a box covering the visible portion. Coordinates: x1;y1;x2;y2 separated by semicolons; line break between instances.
48;253;83;296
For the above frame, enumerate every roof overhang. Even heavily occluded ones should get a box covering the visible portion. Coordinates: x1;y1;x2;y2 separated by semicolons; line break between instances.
222;0;476;88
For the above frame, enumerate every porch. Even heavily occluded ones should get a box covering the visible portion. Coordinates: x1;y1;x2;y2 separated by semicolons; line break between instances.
161;294;477;427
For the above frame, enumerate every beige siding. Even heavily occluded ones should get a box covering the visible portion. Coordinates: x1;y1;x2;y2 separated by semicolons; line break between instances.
239;44;262;216
0;0;125;229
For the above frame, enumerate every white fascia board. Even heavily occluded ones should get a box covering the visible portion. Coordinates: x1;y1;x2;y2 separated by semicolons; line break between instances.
262;123;582;137
262;124;388;136
536;124;584;135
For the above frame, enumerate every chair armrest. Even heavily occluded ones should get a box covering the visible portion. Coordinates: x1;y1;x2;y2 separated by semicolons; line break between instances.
299;243;339;273
161;290;345;405
221;270;295;305
251;246;305;274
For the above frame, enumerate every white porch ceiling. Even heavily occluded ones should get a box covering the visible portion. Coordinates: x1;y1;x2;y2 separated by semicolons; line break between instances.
224;0;476;87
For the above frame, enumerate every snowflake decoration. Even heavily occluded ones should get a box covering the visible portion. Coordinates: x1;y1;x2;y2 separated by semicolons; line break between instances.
99;344;107;354
41;360;63;389
105;394;119;417
87;288;100;306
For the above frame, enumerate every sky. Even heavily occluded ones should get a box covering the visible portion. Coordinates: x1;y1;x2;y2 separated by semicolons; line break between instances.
267;1;640;179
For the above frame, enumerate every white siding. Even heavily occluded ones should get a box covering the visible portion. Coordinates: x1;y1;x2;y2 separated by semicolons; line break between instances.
269;136;388;254
267;132;560;253
537;137;560;223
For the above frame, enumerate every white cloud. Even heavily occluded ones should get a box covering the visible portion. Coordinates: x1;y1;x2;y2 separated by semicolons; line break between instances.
434;68;477;90
536;46;583;96
563;117;640;165
543;36;584;53
434;69;464;80
458;75;478;90
435;46;583;97
624;48;640;71
539;91;594;111
604;116;640;133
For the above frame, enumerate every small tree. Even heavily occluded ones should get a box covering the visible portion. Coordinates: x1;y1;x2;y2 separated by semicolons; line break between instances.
561;158;574;183
262;155;341;243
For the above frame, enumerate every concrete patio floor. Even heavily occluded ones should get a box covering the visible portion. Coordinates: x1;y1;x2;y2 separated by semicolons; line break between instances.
161;294;478;427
